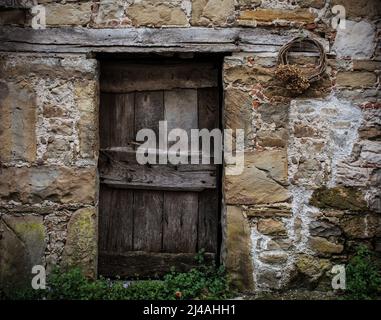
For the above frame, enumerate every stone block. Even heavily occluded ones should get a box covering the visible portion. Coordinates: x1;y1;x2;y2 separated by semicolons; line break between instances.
225;206;254;291
127;1;188;27
224;88;253;148
246;205;292;218
309;187;368;211
336;71;377;88
62;207;97;278
309;220;342;238
256;128;288;147
0;80;37;163
191;0;235;26
295;254;331;286
340;214;379;239
309;236;344;255
74;80;99;159
238;9;316;26
0;215;46;291
256;268;282;289
258;250;288;264
45;2;92;26
0;166;96;205
225;150;289;205
257;218;287;236
353;60;381;72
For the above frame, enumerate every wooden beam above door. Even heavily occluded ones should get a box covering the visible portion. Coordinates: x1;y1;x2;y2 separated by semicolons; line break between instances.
0;26;328;54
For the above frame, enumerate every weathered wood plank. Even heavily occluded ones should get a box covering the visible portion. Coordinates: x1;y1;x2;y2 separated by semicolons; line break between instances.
133;190;163;252
198;88;220;130
100;148;216;170
198;189;219;253
165;89;198;136
101;63;218;92
100;93;135;148
100;161;217;191
99;93;112;149
99;185;134;253
0;26;329;53
134;91;163;138
163;192;199;253
98;251;215;278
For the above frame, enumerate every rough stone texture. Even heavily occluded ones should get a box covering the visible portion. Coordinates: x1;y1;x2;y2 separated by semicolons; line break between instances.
191;0;235;26
62;208;97;278
127;1;188;27
340;214;379;239
299;0;325;9
353;60;381;72
238;8;316;26
75;80;99;159
259;251;288;264
0;53;99;290
45;2;92;26
0;80;37;162
309;187;368;211
225;206;254;291
0;166;97;205
331;0;381;20
257;218;286;236
309;220;341;238
295;254;331;287
224;88;254;148
92;0;129;27
309;237;344;255
0;0;380;297
225;150;289;205
0;215;46;291
332;20;376;59
336;72;377;88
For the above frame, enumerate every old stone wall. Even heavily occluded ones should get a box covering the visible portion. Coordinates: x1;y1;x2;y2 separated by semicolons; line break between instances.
0;0;380;293
0;54;99;290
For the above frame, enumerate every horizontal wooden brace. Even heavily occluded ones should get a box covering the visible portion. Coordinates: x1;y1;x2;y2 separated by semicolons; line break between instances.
0;26;328;54
98;251;216;278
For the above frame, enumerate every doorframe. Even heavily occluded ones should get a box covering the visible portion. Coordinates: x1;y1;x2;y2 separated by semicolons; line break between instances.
96;52;230;277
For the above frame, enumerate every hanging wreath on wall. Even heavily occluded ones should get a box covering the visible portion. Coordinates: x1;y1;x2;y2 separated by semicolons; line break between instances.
275;36;327;95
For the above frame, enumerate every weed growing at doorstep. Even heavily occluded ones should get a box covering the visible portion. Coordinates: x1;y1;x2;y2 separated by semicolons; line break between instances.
1;251;232;300
344;245;381;300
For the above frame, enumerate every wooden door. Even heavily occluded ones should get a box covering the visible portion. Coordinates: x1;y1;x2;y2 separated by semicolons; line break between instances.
98;59;221;278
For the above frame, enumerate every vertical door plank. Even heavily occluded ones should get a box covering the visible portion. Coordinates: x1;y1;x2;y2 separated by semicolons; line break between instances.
99;185;134;253
98;184;110;252
197;87;220;161
163;191;198;253
99;93;113;149
133;190;163;252
135;91;164;136
114;93;135;148
164;89;198;135
198;189;219;253
198;87;219;130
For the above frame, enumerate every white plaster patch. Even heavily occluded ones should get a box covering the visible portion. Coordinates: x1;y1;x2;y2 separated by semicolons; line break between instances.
252;94;364;290
332;20;376;59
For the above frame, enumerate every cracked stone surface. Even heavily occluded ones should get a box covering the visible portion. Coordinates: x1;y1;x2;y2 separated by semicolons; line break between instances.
0;215;46;291
225;149;289;205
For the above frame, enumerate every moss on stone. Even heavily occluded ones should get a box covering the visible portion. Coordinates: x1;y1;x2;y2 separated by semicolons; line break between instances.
62;208;96;278
13;221;45;242
309;186;368;211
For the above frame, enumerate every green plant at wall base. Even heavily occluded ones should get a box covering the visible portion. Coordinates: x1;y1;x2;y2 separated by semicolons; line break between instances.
345;245;381;300
2;253;232;300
